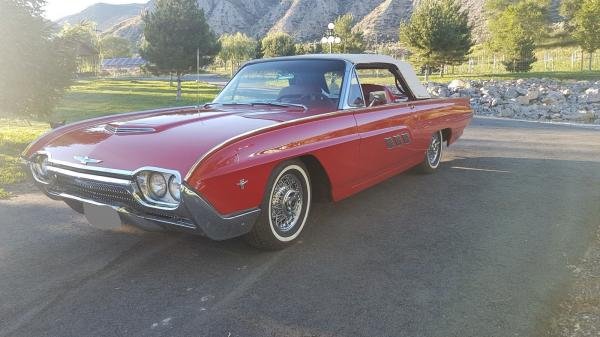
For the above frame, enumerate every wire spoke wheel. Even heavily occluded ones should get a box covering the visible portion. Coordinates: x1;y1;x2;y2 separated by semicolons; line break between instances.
245;161;312;250
270;173;304;233
427;132;442;166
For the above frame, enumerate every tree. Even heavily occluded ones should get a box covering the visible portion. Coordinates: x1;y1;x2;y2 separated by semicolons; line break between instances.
332;13;365;53
559;0;582;31
100;36;132;59
0;0;76;122
261;32;296;58
487;2;541;72
140;0;220;99
485;0;550;40
295;42;322;55
399;0;473;79
59;21;101;74
218;32;257;76
572;0;600;70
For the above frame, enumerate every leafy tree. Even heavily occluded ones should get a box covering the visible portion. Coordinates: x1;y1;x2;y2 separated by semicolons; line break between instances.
295;42;322;55
261;32;296;58
218;32;257;76
559;0;582;31
332;13;365;53
399;0;473;79
140;0;220;99
59;21;101;73
0;0;76;122
100;36;132;59
572;0;600;70
487;2;541;72
485;0;550;41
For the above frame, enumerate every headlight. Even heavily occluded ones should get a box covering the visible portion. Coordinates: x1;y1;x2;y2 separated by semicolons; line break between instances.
149;173;167;198
31;154;50;183
135;169;181;208
168;176;181;201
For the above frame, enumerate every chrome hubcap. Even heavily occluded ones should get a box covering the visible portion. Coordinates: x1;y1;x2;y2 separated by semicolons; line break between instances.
270;173;303;233
427;132;441;165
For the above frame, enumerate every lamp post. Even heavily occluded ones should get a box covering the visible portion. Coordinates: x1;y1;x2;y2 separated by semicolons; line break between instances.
321;22;341;53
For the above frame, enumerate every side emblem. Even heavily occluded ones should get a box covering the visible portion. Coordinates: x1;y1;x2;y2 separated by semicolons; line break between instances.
74;156;103;165
237;179;248;190
384;132;411;149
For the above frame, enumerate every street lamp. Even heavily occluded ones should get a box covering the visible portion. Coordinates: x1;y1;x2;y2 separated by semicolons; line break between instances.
321;22;341;53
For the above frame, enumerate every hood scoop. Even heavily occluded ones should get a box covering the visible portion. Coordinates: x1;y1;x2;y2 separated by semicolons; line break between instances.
105;123;156;135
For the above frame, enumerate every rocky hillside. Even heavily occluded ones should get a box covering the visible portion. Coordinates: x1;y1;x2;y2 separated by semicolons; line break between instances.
59;0;565;45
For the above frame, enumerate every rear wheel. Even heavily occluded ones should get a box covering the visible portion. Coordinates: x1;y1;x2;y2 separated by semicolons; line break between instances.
244;160;312;250
419;130;443;173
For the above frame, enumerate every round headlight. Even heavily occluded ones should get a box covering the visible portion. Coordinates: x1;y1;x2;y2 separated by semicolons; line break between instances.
168;176;181;201
34;156;48;177
149;173;167;198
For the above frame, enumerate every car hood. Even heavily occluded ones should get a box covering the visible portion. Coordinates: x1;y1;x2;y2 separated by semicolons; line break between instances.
25;105;310;176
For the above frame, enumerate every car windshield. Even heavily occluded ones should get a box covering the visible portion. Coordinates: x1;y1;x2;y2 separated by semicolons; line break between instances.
213;59;346;112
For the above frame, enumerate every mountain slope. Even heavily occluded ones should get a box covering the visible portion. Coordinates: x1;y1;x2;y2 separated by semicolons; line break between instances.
57;2;146;31
59;0;566;46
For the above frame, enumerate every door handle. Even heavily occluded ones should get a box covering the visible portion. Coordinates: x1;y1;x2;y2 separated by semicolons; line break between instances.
409;104;416;110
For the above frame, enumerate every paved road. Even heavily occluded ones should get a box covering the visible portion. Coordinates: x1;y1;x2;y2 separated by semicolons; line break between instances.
1;118;599;337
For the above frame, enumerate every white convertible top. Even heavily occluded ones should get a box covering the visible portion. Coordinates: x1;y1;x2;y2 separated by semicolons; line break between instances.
246;54;430;99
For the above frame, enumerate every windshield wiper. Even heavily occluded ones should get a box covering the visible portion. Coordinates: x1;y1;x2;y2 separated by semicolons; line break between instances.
249;102;307;111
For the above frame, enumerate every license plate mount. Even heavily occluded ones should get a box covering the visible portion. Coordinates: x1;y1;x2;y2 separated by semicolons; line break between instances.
83;203;122;230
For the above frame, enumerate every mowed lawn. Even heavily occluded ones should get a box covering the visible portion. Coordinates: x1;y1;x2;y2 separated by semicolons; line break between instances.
0;79;220;197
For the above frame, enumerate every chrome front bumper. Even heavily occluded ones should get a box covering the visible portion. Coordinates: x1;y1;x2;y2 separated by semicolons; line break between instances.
25;159;260;240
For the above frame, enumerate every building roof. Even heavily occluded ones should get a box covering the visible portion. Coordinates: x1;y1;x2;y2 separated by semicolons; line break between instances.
246;54;430;99
101;57;147;69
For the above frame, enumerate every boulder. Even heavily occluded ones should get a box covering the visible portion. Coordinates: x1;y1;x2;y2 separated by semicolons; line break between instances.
504;87;520;99
516;96;530;105
448;79;470;91
541;91;564;105
582;88;600;103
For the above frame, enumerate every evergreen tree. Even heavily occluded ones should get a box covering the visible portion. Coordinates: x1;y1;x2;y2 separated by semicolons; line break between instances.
140;0;220;99
332;14;365;53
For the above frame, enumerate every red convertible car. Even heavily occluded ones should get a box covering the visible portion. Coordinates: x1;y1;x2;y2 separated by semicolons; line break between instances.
23;54;472;249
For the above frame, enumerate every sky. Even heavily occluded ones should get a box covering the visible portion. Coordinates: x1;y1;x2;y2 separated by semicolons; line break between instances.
43;0;148;21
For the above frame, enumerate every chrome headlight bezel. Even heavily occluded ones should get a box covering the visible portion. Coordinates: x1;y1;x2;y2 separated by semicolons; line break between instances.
134;168;182;208
30;153;51;184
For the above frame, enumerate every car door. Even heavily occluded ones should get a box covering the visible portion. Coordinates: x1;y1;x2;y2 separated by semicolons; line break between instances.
347;68;421;182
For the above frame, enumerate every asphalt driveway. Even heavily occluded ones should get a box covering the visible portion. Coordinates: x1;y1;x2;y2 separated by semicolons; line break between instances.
1;118;599;337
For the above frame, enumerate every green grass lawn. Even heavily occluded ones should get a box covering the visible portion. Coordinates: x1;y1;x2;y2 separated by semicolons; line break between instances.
0;79;220;198
54;79;220;122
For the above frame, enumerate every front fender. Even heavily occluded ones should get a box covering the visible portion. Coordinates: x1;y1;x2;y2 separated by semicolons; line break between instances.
186;113;360;215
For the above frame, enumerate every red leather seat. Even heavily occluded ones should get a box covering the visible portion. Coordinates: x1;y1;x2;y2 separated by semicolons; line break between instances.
360;84;394;105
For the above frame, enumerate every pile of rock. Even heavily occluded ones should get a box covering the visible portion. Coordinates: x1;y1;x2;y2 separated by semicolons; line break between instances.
426;78;600;124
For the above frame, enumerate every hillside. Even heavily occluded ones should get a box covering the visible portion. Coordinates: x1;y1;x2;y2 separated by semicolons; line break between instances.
57;2;146;31
58;0;565;46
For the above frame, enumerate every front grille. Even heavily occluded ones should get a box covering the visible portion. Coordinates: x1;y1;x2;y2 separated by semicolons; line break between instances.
50;173;182;220
53;174;136;206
